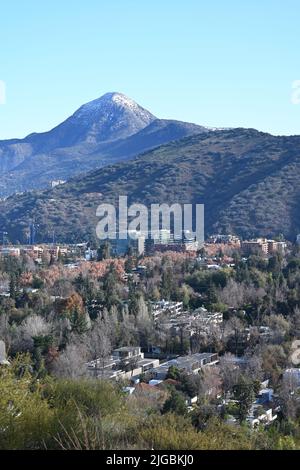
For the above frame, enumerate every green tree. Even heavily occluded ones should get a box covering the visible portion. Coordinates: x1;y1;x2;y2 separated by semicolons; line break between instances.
97;241;111;261
233;376;257;423
166;365;181;381
9;274;17;300
162;389;187;416
161;267;173;300
103;264;120;308
69;308;89;334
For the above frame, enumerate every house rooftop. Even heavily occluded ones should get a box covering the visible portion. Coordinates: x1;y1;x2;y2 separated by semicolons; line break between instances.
113;346;141;353
152;352;218;374
135;382;161;393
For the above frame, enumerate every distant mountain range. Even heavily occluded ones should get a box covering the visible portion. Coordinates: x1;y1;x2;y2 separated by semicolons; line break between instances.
0;92;208;196
2;127;300;243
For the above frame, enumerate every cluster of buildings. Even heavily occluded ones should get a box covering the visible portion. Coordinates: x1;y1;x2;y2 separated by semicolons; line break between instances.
150;352;219;380
207;234;241;245
204;234;289;259
192;308;223;329
86;346;218;383
111;229;200;257
87;347;160;381
150;299;184;320
50;180;66;188
241;238;287;256
86;344;282;429
0;243;87;263
204;234;287;258
1;333;287;430
0;246;21;257
223;379;279;429
151;302;223;340
0;231;291;262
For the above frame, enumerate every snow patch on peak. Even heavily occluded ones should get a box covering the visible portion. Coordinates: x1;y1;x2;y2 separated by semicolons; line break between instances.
109;92;139;108
73;92;155;122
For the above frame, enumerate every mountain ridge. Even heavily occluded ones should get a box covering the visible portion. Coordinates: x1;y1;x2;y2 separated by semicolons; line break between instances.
0;92;208;196
2;127;300;243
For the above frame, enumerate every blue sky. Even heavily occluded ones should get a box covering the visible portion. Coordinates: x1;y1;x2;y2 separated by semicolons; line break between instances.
0;0;299;139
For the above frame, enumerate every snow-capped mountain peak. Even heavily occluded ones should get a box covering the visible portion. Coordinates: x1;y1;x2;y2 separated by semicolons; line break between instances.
69;92;156;143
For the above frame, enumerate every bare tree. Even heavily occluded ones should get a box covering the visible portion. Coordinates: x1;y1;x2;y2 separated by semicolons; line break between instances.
265;314;290;343
278;378;300;421
198;366;222;399
243;350;264;382
86;315;112;377
218;279;245;308
135;296;154;350
225;317;246;355
12;314;52;353
218;352;242;396
52;340;88;378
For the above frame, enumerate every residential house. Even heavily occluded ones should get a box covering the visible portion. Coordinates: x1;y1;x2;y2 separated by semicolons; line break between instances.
150;352;219;380
151;299;183;320
87;346;159;381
